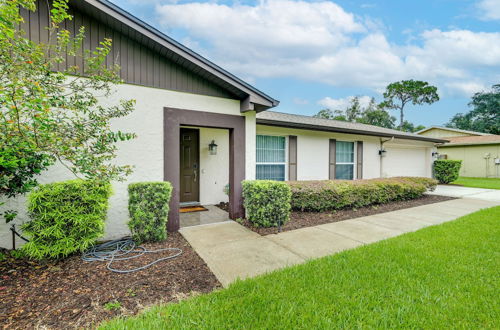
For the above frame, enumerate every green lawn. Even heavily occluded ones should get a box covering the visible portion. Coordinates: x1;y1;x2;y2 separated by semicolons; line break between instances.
452;177;500;190
101;207;500;329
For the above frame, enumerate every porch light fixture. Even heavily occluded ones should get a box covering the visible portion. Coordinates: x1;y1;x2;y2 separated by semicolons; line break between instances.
432;151;440;157
378;149;387;157
208;140;218;155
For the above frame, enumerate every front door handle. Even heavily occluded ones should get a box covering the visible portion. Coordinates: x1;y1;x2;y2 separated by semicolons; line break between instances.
193;169;197;182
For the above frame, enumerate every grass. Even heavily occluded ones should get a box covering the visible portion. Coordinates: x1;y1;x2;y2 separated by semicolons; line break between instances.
101;207;500;329
452;177;500;190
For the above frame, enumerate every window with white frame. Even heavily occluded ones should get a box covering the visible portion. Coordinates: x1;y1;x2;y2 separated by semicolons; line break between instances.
336;141;355;180
256;135;286;181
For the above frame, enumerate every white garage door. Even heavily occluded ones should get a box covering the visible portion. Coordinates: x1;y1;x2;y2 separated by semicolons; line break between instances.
383;147;429;177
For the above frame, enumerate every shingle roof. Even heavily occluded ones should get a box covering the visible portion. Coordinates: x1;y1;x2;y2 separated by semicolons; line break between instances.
442;135;500;146
256;111;448;143
415;126;490;136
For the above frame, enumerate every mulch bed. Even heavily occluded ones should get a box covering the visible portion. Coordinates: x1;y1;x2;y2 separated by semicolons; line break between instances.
215;202;229;212
0;232;221;329
241;195;456;236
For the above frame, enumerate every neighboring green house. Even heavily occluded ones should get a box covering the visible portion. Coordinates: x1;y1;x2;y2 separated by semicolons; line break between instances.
417;127;500;178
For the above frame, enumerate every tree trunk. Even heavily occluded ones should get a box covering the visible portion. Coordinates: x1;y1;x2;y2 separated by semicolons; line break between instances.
399;108;404;130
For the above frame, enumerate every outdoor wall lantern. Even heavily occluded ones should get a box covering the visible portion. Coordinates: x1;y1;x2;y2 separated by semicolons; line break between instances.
432;151;440;157
208;140;218;155
378;149;387;157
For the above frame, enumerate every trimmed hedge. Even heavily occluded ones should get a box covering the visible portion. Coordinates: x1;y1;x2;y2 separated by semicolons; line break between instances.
128;182;172;243
22;180;112;259
288;177;437;212
434;160;462;184
242;180;292;228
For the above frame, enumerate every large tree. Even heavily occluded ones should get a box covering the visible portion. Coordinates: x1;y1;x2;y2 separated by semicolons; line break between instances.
0;0;136;222
446;84;500;134
314;97;397;129
380;80;439;130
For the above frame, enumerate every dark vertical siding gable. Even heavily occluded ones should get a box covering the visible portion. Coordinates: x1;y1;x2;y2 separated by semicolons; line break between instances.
21;0;235;99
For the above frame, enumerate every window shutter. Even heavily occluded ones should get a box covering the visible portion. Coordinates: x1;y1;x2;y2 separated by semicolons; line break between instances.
288;136;297;181
356;141;363;179
329;139;336;179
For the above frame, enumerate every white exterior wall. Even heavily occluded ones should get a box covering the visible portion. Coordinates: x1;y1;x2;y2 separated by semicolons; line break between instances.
198;127;229;205
0;83;251;248
256;125;435;181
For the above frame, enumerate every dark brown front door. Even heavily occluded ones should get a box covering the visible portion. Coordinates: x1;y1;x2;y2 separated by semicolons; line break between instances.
180;128;200;203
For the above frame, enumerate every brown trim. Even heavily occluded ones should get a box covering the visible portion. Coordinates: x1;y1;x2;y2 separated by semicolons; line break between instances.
164;108;246;231
329;139;336;180
356;141;363;179
256;121;447;144
288;136;297;181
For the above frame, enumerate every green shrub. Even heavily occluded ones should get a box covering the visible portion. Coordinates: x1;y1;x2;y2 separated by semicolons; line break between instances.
242;180;292;228
288;177;437;212
128;182;172;243
22;180;112;259
434;160;462;184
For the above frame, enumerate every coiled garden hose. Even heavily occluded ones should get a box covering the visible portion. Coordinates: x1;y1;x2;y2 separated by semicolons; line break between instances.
82;238;182;273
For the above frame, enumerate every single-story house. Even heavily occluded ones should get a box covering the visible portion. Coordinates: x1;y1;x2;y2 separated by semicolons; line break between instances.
417;127;500;178
0;0;446;248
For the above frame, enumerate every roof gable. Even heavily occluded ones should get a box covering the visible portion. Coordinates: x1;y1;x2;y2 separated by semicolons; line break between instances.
23;0;278;111
416;126;489;137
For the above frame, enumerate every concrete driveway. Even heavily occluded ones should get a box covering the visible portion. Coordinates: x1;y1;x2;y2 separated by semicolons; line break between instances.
427;185;500;201
181;196;499;287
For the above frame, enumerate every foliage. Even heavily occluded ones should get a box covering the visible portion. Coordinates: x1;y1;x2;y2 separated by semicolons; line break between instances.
446;84;500;134
287;177;437;212
380;80;439;129
434;160;462;184
314;97;398;129
451;177;500;190
242;180;292;228
21;180;112;259
0;0;136;205
104;301;122;311
128;182;172;243
100;206;500;329
0;140;52;222
400;121;426;133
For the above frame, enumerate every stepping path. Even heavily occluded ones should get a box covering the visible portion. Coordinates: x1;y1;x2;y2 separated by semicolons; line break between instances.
180;197;499;287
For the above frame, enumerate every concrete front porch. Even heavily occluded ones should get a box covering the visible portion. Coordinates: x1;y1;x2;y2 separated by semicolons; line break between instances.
180;197;499;287
180;205;230;228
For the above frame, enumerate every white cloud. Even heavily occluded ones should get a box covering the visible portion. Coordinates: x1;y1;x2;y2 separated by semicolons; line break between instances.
155;0;500;97
477;0;500;20
318;95;373;110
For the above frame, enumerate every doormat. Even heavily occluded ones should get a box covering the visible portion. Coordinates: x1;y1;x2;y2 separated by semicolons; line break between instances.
180;206;209;213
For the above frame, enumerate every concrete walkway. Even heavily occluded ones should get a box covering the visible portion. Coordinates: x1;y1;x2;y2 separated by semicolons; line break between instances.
427;184;500;201
180;196;499;287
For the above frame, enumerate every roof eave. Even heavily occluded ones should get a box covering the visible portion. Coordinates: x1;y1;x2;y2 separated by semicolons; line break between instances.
81;0;279;110
439;141;500;147
256;119;448;143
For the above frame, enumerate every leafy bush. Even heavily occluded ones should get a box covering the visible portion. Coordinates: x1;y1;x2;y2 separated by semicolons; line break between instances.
434;160;462;184
21;180;112;259
128;182;172;243
242;180;292;228
288;177;437;212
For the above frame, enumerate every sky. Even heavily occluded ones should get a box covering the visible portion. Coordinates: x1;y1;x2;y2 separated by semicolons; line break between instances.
110;0;500;127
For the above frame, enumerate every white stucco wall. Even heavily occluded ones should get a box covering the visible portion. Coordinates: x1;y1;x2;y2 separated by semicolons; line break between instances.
0;83;250;249
198;127;230;205
256;125;435;181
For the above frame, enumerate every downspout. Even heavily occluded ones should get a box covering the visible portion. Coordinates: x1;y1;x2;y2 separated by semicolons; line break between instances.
379;137;394;178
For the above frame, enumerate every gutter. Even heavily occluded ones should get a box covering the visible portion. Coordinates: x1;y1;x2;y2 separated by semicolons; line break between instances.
256;119;448;144
439;141;500;147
